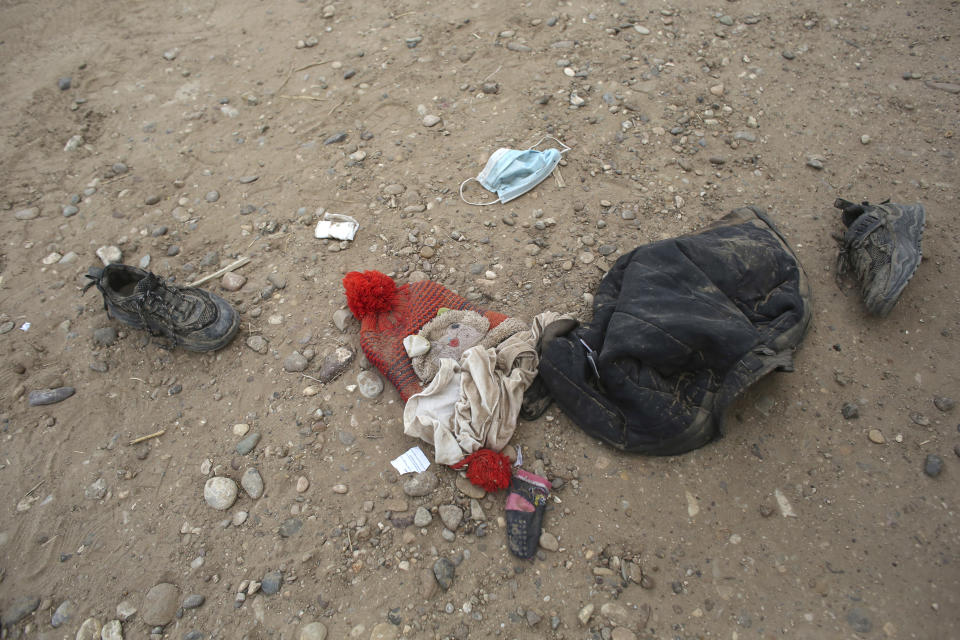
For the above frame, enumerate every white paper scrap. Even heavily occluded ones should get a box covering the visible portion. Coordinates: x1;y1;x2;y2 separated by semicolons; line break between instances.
314;212;359;241
391;446;430;475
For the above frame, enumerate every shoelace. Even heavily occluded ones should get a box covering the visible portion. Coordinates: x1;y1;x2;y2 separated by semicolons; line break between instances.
833;199;890;282
82;271;189;345
134;275;194;345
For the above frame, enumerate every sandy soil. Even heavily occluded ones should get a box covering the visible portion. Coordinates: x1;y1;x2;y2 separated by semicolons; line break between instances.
0;0;958;639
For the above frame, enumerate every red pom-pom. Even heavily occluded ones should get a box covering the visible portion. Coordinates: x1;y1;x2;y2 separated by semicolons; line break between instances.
343;270;398;319
450;448;513;493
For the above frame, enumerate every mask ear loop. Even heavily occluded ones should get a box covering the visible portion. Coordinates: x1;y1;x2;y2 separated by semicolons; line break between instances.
459;177;500;206
529;135;572;155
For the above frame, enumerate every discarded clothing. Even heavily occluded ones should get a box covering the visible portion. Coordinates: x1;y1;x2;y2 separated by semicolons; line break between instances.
404;312;568;465
343;271;509;402
538;206;812;455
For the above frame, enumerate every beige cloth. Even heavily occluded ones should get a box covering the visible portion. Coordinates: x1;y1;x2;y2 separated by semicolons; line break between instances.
403;312;568;465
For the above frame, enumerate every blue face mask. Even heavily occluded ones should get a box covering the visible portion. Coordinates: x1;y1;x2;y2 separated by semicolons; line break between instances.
460;136;571;205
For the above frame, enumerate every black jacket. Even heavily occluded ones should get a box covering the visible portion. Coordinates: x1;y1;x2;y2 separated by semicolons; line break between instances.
539;207;812;455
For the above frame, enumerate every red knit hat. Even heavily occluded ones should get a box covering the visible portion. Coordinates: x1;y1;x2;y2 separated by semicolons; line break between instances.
343;271;509;402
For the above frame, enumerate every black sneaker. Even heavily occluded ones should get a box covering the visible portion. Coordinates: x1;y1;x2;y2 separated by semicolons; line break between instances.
83;264;240;351
835;198;925;317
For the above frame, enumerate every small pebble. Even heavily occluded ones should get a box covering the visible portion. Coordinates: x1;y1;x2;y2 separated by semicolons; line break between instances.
323;132;347;145
357;370;384;398
868;429;885;444
841;402;859;419
28;387;75;406
58;77;72;90
433;558;455;591
933;396;955;412
332;483;348;494
205;190;220;202
241;468;264;499
296;476;310;492
236;432;261;455
924;454;943;477
261;570;283;595
422;115;441;127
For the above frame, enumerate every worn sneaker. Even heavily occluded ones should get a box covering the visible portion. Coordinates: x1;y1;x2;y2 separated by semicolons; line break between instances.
83;264;239;351
835;198;925;317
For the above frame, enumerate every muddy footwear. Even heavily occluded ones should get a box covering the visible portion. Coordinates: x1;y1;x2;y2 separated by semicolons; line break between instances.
835;198;925;317
505;469;551;559
83;264;239;351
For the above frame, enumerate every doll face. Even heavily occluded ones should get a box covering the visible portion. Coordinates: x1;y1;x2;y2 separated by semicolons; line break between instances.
431;321;486;361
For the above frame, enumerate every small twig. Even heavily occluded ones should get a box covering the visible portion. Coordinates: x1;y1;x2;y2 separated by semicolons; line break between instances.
364;434;384;439
40;534;58;547
187;256;251;287
471;33;481;39
346;530;354;552
327;99;345;116
102;173;133;185
294;60;330;72
279;94;328;102
301;373;323;383
277;64;295;94
129;430;165;446
130;377;146;383
21;480;44;500
483;65;502;82
553;166;565;188
391;11;414;19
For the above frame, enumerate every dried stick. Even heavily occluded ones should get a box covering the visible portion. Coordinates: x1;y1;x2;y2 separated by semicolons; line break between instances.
187;256;251;287
129;430;165;446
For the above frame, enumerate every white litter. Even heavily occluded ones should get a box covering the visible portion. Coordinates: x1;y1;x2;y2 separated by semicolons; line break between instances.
390;446;430;475
774;488;797;517
314;212;359;241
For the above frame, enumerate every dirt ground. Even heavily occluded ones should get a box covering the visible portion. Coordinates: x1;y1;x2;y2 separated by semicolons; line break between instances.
0;0;958;638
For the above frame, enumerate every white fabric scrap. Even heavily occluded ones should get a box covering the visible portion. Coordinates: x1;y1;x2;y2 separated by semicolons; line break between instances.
403;311;569;465
314;212;359;240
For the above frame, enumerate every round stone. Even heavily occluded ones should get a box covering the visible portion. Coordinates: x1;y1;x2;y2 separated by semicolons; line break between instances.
300;622;328;640
539;531;559;551
403;471;439;497
439;504;463;530
332;483;348;494
296;476;310;493
205;190;220;203
51;600;76;628
868;429;885;444
369;622;398;640
142;583;180;626
75;618;102;640
924;454;944;477
414;506;432;527
283;352;309;372
101;620;123;640
422;115;441;127
204;477;238;510
233;423;250;436
357;370;384;398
